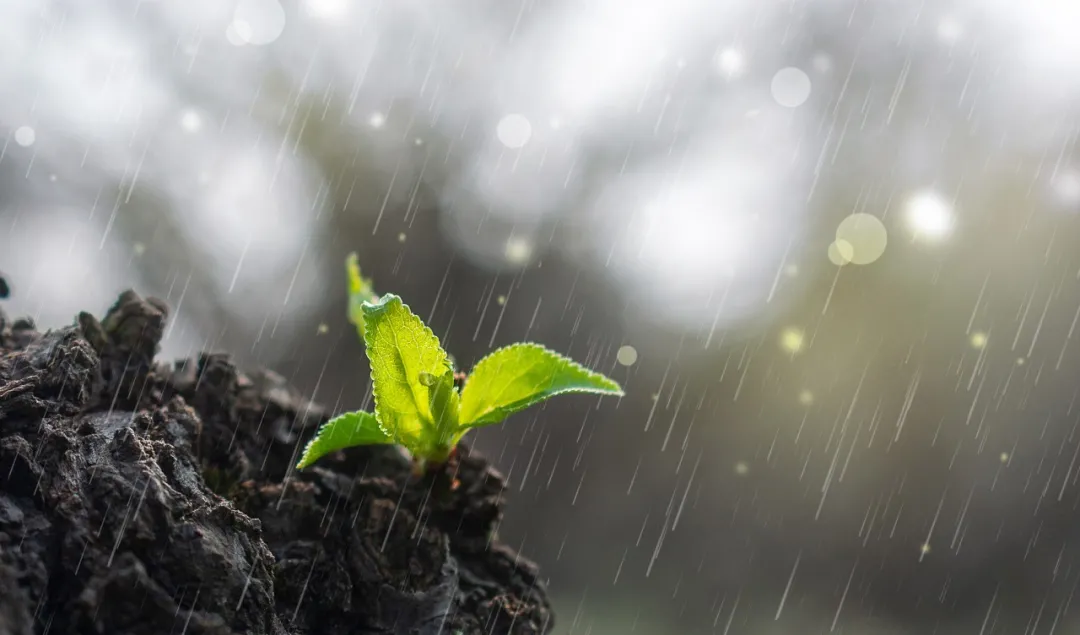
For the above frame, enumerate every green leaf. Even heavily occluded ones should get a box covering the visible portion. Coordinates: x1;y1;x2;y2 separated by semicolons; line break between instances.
458;343;624;429
362;294;454;454
346;252;378;339
296;410;393;469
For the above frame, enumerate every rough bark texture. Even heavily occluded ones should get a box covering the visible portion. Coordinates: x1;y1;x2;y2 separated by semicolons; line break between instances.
0;290;553;635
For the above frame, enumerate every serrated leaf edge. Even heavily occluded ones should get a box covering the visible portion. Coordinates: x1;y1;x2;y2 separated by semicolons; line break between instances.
360;293;452;452
296;410;388;470
458;341;624;427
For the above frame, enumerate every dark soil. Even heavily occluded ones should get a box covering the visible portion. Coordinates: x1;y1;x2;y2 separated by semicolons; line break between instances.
0;289;553;635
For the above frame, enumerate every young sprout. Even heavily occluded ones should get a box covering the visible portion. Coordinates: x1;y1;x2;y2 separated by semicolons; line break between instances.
345;252;378;338
297;256;624;472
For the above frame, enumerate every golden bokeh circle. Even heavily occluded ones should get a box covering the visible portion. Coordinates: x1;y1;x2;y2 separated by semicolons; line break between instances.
827;239;855;266
835;213;888;265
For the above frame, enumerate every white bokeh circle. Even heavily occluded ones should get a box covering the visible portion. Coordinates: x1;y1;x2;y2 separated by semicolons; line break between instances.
229;0;286;46
771;67;812;108
14;126;36;147
496;114;533;149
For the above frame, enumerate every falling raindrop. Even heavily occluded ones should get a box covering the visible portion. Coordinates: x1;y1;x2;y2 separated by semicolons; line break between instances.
616;345;638;367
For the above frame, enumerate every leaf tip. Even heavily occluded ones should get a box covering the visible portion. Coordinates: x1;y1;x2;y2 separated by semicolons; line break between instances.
295;433;326;470
588;376;624;398
361;292;399;313
345;253;363;287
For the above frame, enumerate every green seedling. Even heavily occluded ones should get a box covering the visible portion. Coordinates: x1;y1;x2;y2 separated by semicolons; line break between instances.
345;252;378;338
296;256;624;473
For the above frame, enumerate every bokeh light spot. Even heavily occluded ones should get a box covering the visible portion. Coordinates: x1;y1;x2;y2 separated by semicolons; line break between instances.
827;239;854;266
714;47;745;78
780;327;805;354
14;126;36;147
496;114;533;149
905;191;955;241
812;53;833;73
616;345;638;367
504;237;534;265
770;67;812;108
970;331;988;349
304;0;347;19
1052;169;1080;206
937;17;964;44
835;213;888;265
230;0;286;46
180;110;202;133
226;20;251;46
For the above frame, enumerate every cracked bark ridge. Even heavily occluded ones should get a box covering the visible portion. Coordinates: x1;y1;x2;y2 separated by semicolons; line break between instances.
0;291;553;634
